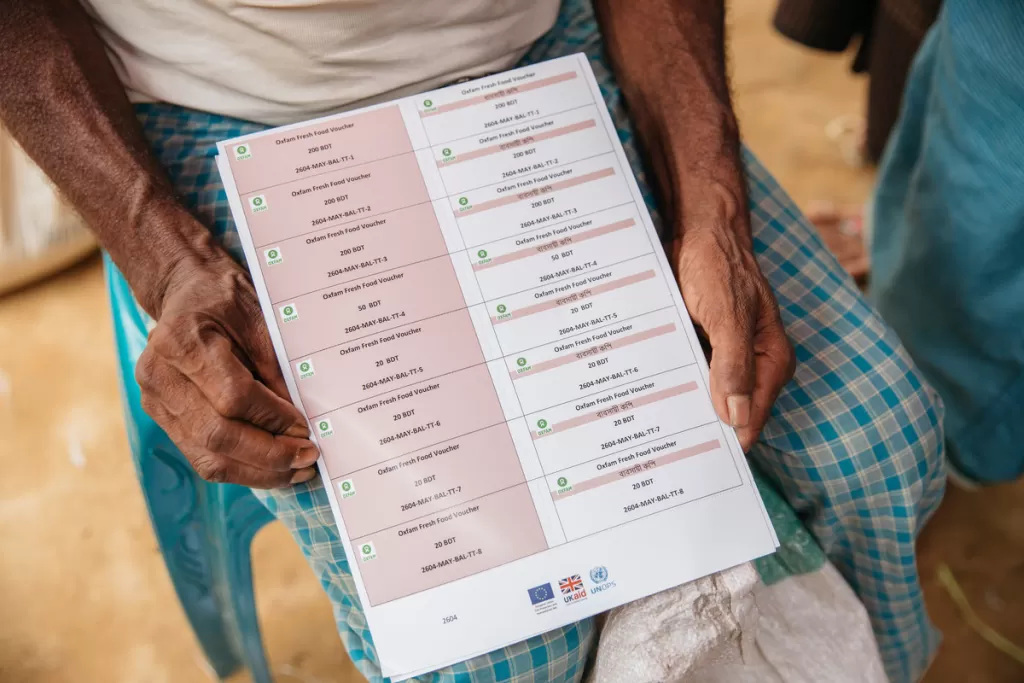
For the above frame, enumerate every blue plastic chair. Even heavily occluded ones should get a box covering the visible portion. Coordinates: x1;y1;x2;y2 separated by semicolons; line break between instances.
105;255;275;683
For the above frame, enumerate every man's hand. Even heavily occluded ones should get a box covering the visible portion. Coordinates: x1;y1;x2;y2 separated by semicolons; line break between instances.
136;256;319;488
671;208;795;451
595;0;795;450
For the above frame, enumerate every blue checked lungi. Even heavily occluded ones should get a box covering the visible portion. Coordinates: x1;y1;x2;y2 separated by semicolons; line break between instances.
107;0;946;680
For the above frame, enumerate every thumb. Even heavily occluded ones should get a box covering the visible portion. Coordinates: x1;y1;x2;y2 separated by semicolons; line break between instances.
704;307;756;429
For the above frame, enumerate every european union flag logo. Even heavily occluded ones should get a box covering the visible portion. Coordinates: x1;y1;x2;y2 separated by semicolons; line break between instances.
528;583;554;605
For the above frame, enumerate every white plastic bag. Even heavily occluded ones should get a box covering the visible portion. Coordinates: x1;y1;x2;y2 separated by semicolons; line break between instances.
587;562;888;683
0;124;95;295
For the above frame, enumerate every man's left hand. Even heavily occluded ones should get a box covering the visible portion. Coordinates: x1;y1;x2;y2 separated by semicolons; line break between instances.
671;194;795;451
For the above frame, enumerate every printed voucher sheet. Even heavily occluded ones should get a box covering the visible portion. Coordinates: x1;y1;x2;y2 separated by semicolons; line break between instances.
216;54;779;680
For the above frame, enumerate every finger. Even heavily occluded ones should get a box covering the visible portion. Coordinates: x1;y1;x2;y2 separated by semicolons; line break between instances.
140;357;319;478
702;298;757;430
174;333;309;438
734;323;795;451
191;456;318;490
233;284;295;401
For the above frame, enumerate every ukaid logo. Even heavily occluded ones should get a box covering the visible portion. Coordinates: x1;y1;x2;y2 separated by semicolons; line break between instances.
296;359;315;379
358;541;376;562
588;566;617;595
558;574;587;604
317;418;334;438
279;303;298;323
527;583;557;615
337;478;356;499
234;143;252;160
249;194;268;212
264;247;283;266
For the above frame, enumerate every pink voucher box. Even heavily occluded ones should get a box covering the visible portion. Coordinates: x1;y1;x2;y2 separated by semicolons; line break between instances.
224;106;412;195
259;203;449;303
335;424;525;539
242;153;429;246
318;364;506;476
276;256;467;360
295;310;485;415
354;484;548;606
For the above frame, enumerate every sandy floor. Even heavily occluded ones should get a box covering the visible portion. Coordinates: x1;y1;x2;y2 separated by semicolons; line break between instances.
1;2;1022;682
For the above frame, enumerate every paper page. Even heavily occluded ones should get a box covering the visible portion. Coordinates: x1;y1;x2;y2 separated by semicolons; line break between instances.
215;54;779;680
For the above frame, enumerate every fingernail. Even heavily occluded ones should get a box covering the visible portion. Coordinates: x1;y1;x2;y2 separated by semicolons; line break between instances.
727;395;751;427
285;423;310;438
290;467;317;485
292;446;319;469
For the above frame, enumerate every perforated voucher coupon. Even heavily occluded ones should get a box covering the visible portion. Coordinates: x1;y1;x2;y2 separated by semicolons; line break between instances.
216;54;778;680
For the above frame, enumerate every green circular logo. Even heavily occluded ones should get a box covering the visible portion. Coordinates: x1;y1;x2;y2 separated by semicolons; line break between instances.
341;481;352;492
237;145;247;154
517;357;527;367
443;148;452;156
319;420;329;431
423;99;433;107
477;249;488;258
252;196;263;206
283;306;294;316
267;249;279;259
557;477;568;487
496;304;507;314
537;418;548;429
300;362;311;372
459;197;469;206
362;544;372;555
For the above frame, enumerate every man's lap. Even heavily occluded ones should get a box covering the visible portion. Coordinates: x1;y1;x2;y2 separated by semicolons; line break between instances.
115;1;945;680
118;99;943;678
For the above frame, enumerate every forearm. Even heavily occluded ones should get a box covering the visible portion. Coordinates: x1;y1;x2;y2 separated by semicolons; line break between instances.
0;0;227;316
593;0;749;246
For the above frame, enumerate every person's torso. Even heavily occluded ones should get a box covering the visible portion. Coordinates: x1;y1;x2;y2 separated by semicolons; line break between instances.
82;0;561;124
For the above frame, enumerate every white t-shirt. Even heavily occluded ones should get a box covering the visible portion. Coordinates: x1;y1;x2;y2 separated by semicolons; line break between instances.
82;0;561;125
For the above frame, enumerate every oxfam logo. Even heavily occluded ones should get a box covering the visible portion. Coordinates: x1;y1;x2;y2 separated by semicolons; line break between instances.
557;477;568;487
283;306;294;316
362;544;372;555
423;99;433;108
268;249;279;259
496;304;507;314
537;419;548;429
234;144;252;160
458;197;469;206
265;246;282;265
252;197;263;206
319;420;329;431
342;481;352;492
517;357;527;367
250;194;268;212
477;249;488;259
442;148;452;157
237;145;247;154
300;362;310;372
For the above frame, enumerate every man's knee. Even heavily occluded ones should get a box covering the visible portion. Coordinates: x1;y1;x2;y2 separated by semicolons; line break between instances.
815;357;946;523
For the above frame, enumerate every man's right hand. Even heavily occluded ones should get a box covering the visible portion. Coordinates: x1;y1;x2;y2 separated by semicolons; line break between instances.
136;255;320;488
